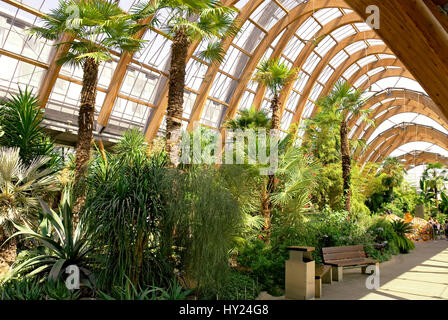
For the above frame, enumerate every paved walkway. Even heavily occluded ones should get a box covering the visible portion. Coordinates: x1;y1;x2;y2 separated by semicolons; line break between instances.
320;240;448;300
258;240;448;300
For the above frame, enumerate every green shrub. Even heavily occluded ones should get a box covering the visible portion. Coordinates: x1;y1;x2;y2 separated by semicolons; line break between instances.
216;271;261;300
390;220;416;253
0;277;80;300
366;219;400;261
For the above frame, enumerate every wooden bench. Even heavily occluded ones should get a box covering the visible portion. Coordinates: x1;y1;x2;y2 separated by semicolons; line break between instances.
314;265;332;298
322;245;379;282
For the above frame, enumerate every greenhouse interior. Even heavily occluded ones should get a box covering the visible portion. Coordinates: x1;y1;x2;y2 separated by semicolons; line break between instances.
1;0;448;304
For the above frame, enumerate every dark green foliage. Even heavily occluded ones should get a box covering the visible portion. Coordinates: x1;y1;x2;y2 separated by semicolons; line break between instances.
166;166;245;297
390;220;415;253
217;271;261;300
366;219;399;261
84;129;244;297
7;189;91;282
236;238;288;295
0;277;80;300
0;88;61;168
0;277;44;300
83;149;173;289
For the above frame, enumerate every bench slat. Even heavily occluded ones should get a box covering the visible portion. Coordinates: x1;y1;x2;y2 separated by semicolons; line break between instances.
322;245;364;254
325;258;377;267
323;250;366;261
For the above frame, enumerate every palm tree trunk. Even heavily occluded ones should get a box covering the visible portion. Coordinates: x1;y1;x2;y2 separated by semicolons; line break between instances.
75;57;99;184
261;94;281;241
73;57;99;216
166;28;190;161
340;120;351;215
0;228;16;267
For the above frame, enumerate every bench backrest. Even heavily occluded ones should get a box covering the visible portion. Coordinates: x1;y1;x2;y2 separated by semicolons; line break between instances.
322;245;366;264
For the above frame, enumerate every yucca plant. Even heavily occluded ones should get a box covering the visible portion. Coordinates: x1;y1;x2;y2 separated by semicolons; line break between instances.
0;88;60;168
390;220;415;253
5;188;91;283
0;147;59;265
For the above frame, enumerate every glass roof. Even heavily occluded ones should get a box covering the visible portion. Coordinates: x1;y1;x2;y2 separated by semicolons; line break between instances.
0;0;446;182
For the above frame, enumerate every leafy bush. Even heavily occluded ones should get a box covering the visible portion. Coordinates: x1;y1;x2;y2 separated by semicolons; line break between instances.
216;271;261;300
366;219;399;261
0;88;61;168
236;238;288;295
0;277;80;300
84;130;244;297
390;220;415;253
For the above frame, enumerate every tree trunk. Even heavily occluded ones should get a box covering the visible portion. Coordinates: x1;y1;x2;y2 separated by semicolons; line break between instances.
73;57;99;215
166;29;190;162
340;120;351;215
261;94;281;241
0;228;17;268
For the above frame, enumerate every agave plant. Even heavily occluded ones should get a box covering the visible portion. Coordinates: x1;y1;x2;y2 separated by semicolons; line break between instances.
0;147;59;264
390;220;415;253
5;188;91;283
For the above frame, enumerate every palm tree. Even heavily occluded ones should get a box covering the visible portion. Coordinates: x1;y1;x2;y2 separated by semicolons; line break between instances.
30;0;147;185
0;147;59;265
253;59;298;131
252;58;298;239
317;81;370;215
225;106;271;131
134;0;238;158
380;157;406;197
421;162;447;210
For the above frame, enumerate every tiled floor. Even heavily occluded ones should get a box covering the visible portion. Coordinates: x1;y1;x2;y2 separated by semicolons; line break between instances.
319;240;448;300
258;240;448;300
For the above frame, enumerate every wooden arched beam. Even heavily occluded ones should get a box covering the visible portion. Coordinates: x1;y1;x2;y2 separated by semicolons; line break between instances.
347;60;405;85
359;124;448;164
374;129;448;164
308;58;405;119
396;151;448;170
347;89;443;130
287;42;392;133
344;0;448;120
357;70;415;91
220;1;351;125
187;0;308;131
252;12;365;114
351;100;448;141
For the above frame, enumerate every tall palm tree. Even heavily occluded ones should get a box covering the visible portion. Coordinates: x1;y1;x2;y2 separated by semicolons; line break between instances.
134;0;239;157
253;59;298;131
421;162;447;210
318;81;370;215
0;147;59;265
225;106;271;131
30;0;147;185
252;58;298;239
380;157;406;197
